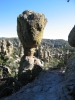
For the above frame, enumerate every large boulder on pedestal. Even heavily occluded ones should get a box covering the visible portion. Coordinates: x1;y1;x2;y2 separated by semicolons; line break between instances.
17;10;47;85
17;10;47;55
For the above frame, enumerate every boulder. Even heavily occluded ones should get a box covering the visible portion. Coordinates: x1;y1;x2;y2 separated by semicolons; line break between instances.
68;25;75;47
17;10;47;56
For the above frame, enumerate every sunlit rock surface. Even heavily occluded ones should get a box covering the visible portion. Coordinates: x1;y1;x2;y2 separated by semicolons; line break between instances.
17;10;47;55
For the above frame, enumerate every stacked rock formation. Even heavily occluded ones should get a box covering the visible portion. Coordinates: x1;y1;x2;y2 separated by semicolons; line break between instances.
0;40;1;52
6;40;13;55
19;45;24;57
17;10;47;85
1;39;7;54
38;46;44;60
17;10;47;56
0;39;13;56
34;46;51;63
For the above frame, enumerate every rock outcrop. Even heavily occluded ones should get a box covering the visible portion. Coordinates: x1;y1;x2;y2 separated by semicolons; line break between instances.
6;40;13;56
68;25;75;47
1;40;7;55
65;55;75;79
0;39;13;56
17;10;47;85
17;10;47;56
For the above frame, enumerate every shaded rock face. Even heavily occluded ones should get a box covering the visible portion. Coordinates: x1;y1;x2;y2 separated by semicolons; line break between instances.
65;55;75;79
67;25;75;78
64;55;75;100
17;10;47;56
63;26;75;99
68;25;75;47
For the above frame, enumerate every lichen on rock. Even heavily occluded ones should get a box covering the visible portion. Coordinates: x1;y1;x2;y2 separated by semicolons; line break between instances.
17;10;47;56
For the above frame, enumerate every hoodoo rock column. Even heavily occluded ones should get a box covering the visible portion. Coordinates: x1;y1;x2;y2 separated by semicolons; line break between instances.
17;10;47;84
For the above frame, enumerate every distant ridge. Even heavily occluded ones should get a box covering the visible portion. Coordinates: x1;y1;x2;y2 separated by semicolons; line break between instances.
0;37;69;47
0;37;5;38
0;37;18;39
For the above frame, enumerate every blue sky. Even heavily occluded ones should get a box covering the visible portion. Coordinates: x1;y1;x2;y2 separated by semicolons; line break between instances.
0;0;75;40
